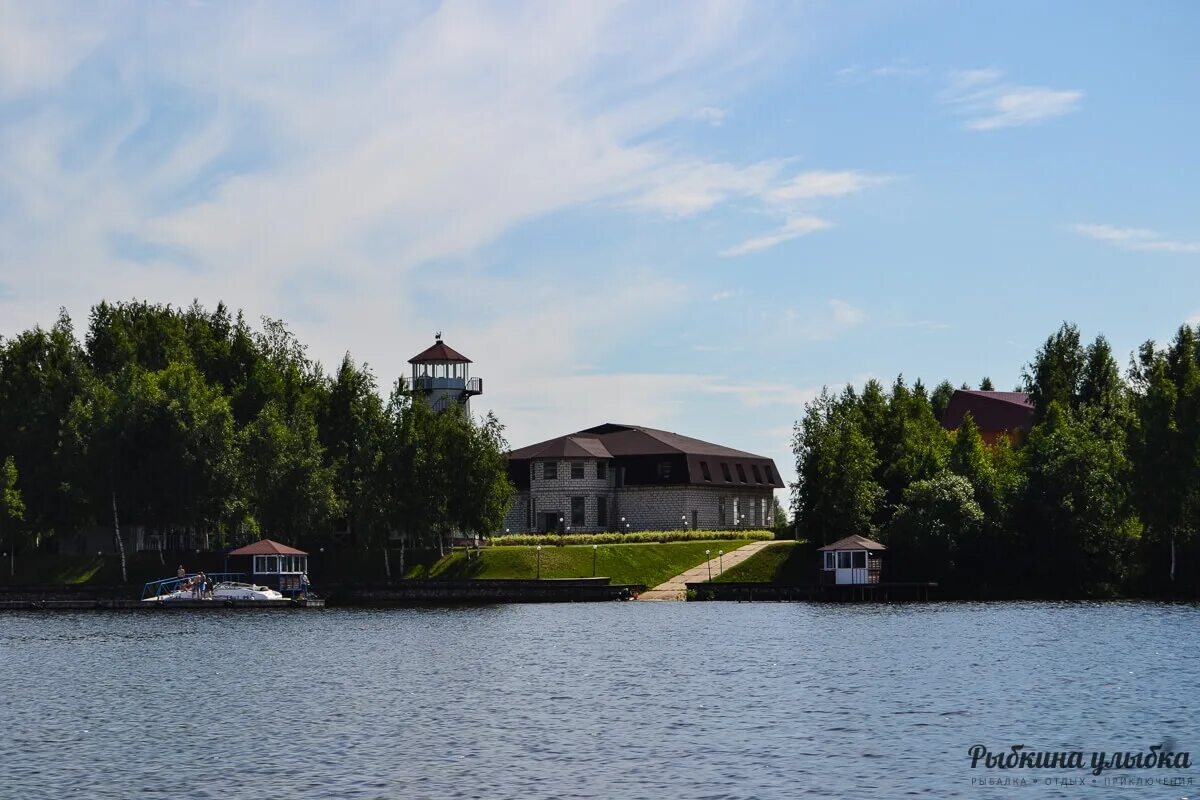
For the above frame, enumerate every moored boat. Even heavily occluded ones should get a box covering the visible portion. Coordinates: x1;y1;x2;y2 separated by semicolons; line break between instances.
141;573;285;603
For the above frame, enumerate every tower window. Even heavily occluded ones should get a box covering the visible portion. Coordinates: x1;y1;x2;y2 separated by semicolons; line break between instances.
571;462;585;479
736;464;748;483
571;496;585;526
544;461;558;480
597;497;608;527
699;461;712;481
596;462;607;480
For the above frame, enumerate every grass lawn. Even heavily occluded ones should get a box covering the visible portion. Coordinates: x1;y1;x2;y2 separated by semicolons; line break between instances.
410;539;757;587
712;541;811;584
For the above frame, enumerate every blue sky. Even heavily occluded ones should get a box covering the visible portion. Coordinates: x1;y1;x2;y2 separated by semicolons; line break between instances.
1;1;1198;496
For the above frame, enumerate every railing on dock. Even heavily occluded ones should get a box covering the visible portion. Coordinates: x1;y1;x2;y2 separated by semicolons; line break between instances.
140;573;246;600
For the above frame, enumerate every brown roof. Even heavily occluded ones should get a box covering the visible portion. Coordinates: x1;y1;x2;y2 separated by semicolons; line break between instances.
818;534;887;552
940;390;1034;433
513;436;613;460
227;539;308;556
409;339;471;364
507;423;784;488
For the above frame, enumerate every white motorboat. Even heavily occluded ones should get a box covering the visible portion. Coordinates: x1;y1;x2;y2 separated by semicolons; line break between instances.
141;573;286;603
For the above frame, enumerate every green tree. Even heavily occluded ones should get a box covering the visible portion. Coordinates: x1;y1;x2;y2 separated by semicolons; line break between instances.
1;456;25;577
1079;335;1126;417
0;311;88;540
886;471;983;584
319;355;388;549
1128;326;1200;592
1023;322;1085;421
979;376;994;391
931;379;956;422
238;400;340;545
1019;402;1138;596
792;389;883;544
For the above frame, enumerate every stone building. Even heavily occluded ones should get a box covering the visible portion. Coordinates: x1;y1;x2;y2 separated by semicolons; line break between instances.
502;423;783;533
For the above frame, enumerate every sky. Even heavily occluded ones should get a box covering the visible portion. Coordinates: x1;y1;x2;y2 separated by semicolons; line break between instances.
1;1;1198;501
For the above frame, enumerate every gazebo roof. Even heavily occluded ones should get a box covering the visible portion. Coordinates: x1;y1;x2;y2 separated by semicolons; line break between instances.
227;539;308;556
817;534;887;552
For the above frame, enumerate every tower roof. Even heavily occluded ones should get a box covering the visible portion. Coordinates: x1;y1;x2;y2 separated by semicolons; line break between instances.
409;337;471;364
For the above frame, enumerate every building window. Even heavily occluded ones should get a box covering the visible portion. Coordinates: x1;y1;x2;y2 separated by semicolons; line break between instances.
657;461;672;479
544;461;557;480
700;461;712;481
720;463;732;482
823;552;835;570
597;497;608;527
571;496;585;526
733;497;740;524
571;462;585;479
755;498;763;526
597;461;607;480
763;464;774;484
736;464;748;483
527;497;534;528
837;551;852;569
718;496;727;526
751;464;763;483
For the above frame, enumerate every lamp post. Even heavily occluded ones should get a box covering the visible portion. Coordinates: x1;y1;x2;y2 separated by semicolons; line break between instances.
536;544;542;580
719;549;724;573
706;549;712;581
558;516;564;535
681;514;687;531
592;543;598;577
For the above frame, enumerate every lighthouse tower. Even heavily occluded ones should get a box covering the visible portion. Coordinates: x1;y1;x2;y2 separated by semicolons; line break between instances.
408;333;482;415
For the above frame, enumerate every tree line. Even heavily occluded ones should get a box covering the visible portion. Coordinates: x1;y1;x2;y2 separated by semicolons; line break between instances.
792;322;1200;598
0;301;514;581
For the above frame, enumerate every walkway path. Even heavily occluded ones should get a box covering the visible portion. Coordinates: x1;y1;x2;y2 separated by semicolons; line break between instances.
637;540;776;600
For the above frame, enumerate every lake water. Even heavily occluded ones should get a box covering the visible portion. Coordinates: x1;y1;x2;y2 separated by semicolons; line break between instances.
1;602;1197;799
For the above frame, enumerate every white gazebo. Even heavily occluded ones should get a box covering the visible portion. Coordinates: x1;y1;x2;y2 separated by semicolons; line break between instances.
818;535;885;585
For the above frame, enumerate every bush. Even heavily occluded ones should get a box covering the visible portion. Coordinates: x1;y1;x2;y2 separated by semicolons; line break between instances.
487;529;773;547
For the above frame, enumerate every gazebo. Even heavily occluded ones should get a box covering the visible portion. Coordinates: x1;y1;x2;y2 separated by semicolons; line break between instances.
227;539;310;596
818;535;885;585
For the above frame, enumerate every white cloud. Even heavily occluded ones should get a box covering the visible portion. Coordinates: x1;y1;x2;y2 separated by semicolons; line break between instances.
829;298;865;326
693;106;727;126
944;69;1083;130
632;159;784;217
835;59;927;83
767;170;890;202
720;215;832;257
711;289;743;301
1074;223;1200;254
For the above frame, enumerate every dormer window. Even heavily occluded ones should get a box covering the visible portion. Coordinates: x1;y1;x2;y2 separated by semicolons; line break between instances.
720;463;732;482
657;461;672;479
699;461;712;481
751;464;763;483
736;464;748;483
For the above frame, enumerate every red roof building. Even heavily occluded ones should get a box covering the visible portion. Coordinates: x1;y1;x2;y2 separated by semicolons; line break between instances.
940;389;1035;445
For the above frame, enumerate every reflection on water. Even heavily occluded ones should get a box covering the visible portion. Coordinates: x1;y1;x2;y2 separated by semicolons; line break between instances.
1;602;1197;799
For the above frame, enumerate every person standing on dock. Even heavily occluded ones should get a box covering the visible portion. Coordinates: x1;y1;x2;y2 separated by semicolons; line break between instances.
176;565;186;579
